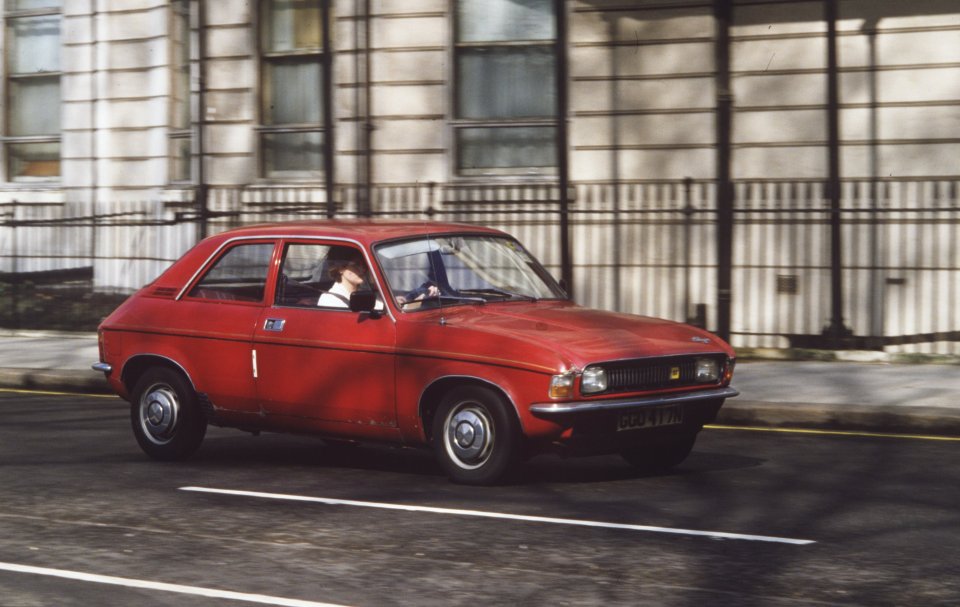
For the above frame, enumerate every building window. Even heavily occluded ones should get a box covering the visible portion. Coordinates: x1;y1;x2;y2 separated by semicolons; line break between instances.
4;0;62;181
170;0;192;183
259;0;326;180
453;0;557;176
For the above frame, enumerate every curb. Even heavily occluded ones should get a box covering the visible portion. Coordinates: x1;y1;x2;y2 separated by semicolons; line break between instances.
0;368;112;394
737;348;960;365
717;400;960;437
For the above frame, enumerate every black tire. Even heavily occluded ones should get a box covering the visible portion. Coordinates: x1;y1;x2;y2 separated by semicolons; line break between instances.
432;385;520;485
620;432;698;472
130;367;207;461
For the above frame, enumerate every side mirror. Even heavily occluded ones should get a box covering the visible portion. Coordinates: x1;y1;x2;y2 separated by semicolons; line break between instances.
349;291;378;314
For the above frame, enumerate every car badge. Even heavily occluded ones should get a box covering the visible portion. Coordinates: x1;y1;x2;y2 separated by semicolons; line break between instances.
691;336;711;344
670;367;681;380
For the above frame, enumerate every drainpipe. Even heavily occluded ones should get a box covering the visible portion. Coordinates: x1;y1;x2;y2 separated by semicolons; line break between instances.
555;0;573;299
322;1;335;217
824;0;849;345
353;0;372;217
90;1;99;274
195;0;209;240
714;0;734;343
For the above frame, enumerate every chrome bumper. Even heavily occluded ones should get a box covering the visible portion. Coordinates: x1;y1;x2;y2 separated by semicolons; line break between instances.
530;386;739;416
91;362;113;374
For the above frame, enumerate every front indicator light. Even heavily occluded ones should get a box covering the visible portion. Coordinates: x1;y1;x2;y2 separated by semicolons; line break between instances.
549;373;575;399
581;366;608;394
723;358;736;384
695;358;721;383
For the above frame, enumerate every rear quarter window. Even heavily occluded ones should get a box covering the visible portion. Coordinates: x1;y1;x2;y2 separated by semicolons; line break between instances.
187;242;275;302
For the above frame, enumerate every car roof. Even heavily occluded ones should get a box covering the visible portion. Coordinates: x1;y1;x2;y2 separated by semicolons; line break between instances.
213;219;506;246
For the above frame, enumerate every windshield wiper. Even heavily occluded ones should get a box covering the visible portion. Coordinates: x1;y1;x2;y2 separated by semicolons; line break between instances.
462;288;538;302
399;294;486;309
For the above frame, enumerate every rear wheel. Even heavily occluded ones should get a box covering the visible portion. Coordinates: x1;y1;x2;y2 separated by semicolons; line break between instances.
130;367;207;461
620;432;698;472
432;385;520;485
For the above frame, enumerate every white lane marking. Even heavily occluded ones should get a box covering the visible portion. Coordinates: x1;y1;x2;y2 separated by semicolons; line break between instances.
0;561;348;607
180;486;815;546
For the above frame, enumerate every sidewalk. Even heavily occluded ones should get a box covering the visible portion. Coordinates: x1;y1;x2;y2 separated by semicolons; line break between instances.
2;331;960;436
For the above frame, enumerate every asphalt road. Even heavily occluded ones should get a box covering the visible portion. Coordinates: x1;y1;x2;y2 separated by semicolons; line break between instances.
1;390;959;607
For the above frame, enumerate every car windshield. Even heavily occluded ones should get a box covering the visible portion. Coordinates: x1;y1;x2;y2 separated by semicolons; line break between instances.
375;235;565;310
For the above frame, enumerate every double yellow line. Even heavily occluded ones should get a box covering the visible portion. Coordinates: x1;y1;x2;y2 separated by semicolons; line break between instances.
707;424;960;442
0;387;116;399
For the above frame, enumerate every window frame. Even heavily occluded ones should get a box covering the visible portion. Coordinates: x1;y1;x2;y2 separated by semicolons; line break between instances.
169;0;193;184
256;0;330;182
451;0;559;178
3;1;62;183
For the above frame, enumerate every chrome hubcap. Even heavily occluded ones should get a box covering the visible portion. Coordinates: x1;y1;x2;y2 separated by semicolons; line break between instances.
139;384;179;445
444;404;493;470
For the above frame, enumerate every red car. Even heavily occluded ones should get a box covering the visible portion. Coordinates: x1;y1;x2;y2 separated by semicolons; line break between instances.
93;221;737;484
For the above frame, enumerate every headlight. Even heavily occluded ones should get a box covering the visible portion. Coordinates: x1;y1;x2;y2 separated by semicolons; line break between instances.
581;366;608;394
549;372;575;399
694;357;720;383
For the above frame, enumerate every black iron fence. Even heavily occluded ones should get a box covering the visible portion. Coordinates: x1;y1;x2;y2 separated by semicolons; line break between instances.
2;178;958;355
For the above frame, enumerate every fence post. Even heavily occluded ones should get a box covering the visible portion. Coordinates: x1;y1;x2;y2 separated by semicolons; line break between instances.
683;177;694;324
10;200;20;330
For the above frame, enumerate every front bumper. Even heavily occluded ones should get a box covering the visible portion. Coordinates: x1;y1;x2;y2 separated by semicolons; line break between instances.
529;386;738;455
530;386;739;416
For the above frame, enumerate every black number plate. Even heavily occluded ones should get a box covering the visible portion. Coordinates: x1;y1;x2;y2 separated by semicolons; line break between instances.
617;405;683;431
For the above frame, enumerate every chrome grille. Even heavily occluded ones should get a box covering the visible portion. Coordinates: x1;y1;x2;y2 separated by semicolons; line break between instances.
601;355;724;393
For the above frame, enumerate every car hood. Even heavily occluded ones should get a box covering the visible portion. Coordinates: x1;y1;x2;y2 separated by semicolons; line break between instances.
432;301;733;370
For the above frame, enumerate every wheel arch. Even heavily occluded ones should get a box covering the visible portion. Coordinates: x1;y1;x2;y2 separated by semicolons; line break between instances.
121;354;197;396
418;376;522;444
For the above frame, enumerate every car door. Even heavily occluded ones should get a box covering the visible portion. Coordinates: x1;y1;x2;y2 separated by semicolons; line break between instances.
173;239;277;415
252;240;399;437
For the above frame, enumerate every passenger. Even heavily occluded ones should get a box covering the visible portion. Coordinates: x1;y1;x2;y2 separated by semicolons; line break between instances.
318;250;383;310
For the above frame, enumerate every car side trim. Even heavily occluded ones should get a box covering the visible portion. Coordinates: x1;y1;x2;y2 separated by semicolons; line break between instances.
530;386;739;416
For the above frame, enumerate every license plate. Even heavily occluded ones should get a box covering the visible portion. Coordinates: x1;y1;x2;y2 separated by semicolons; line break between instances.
617;405;683;431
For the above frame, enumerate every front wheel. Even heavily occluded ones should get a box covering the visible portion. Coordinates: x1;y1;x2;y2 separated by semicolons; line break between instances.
131;367;207;461
432;386;520;485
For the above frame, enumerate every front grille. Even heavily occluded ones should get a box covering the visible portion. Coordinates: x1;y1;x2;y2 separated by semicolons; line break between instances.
601;355;725;393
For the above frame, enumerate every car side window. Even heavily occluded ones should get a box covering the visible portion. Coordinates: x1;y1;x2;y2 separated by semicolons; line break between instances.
188;243;274;302
276;243;381;310
276;243;332;307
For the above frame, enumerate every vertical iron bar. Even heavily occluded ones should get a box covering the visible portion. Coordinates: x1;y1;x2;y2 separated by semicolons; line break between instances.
555;0;573;298
683;177;693;323
714;0;733;342
865;20;883;343
608;16;621;311
10;201;19;330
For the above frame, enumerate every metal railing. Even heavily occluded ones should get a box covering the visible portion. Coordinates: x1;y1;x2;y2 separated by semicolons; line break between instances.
2;178;958;355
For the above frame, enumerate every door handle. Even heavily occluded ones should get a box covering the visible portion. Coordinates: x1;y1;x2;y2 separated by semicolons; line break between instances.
263;318;286;332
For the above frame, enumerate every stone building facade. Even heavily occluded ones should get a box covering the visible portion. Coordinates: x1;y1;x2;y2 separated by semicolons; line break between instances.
2;0;959;351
